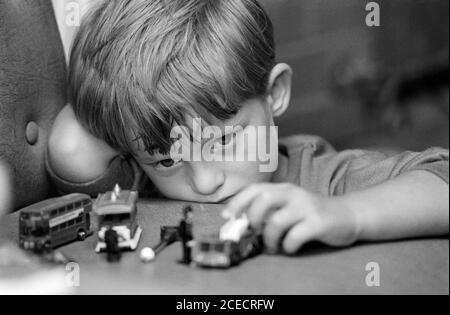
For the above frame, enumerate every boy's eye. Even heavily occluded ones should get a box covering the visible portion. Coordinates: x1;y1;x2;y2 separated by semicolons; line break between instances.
156;159;180;169
160;159;175;167
216;133;235;147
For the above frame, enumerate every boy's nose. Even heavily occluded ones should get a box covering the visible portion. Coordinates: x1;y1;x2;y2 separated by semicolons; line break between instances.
188;162;225;196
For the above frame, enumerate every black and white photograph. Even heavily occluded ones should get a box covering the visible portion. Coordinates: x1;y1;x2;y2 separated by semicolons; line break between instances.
0;0;448;298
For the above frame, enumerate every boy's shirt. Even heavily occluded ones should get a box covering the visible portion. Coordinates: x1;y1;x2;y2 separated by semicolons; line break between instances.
275;135;449;196
46;135;449;198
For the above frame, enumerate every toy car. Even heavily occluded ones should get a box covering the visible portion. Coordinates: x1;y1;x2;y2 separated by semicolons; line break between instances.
94;185;142;253
19;194;92;253
193;215;263;268
193;229;263;268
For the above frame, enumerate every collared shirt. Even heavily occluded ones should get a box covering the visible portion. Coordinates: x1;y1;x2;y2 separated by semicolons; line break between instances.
274;135;449;196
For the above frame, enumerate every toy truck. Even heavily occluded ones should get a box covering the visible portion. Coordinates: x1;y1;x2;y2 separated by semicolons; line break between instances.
19;194;92;253
94;185;142;253
193;215;263;268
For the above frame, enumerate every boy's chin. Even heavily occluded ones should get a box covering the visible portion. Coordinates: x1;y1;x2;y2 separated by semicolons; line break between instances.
160;188;242;205
164;194;236;205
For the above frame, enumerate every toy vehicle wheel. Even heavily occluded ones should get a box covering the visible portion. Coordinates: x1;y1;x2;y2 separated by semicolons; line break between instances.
77;230;87;241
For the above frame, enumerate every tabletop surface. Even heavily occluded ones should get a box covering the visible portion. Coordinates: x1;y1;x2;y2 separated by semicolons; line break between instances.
0;199;448;295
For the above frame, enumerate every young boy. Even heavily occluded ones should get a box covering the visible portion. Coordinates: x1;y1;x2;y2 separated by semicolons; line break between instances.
48;0;449;255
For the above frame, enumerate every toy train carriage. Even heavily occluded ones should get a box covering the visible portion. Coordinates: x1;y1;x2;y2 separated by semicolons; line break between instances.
19;194;92;252
193;229;263;268
94;185;142;253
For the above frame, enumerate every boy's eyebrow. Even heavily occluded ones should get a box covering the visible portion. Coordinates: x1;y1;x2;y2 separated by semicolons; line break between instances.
195;114;248;143
220;112;249;133
209;110;247;131
136;152;171;164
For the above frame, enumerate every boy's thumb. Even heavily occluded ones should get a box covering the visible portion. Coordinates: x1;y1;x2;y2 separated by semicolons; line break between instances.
282;222;317;255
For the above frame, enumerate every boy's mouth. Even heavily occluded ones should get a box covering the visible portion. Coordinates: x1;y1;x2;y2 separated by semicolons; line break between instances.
216;194;236;204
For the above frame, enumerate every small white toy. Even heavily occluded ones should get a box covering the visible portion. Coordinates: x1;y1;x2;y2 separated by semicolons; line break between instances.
219;214;250;242
140;247;156;263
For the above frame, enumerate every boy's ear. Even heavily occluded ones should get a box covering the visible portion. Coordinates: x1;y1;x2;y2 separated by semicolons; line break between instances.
266;63;293;117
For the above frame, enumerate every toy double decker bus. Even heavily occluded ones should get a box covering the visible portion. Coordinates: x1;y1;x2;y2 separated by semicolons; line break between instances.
19;194;92;252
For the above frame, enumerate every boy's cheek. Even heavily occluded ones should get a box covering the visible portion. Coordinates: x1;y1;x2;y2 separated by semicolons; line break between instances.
148;174;188;199
140;167;176;188
141;168;194;200
228;161;274;186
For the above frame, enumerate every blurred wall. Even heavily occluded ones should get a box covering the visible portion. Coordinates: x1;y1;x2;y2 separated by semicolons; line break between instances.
258;0;449;150
259;0;373;143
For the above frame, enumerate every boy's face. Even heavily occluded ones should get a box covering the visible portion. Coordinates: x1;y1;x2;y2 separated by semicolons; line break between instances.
131;98;279;203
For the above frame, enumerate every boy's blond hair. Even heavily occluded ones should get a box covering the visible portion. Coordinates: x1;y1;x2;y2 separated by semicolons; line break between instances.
69;0;275;155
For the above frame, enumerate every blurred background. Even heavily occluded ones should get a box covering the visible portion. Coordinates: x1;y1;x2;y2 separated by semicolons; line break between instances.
52;0;449;152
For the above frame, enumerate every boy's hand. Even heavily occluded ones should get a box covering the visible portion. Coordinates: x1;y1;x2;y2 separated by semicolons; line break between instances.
222;183;359;254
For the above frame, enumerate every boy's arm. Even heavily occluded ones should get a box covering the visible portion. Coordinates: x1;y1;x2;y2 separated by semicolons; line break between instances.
48;104;120;184
224;139;449;253
224;171;448;254
337;170;449;242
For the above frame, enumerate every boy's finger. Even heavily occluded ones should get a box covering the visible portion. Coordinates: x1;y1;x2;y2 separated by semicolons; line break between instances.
282;222;318;255
263;207;305;253
246;191;290;229
222;183;275;218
